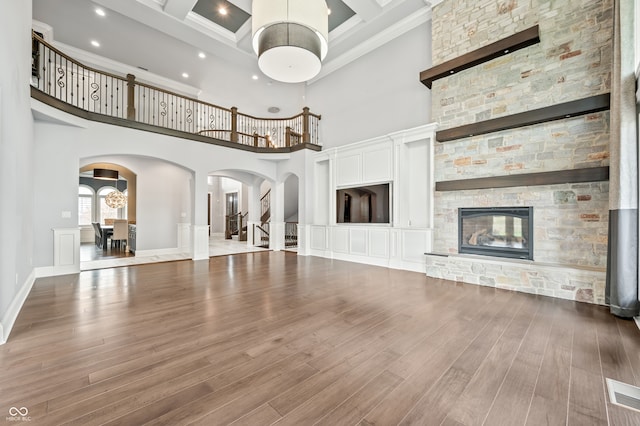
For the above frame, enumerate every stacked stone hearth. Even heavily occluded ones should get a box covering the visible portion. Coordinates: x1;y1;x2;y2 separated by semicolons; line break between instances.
425;0;613;304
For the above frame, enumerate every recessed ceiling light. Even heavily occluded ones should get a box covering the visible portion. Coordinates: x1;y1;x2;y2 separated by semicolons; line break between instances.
198;52;206;59
252;75;258;80
95;8;106;17
328;8;331;15
182;72;189;78
219;7;227;15
91;40;100;47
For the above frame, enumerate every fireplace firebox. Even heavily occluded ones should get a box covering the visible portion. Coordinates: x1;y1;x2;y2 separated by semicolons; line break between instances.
459;207;533;260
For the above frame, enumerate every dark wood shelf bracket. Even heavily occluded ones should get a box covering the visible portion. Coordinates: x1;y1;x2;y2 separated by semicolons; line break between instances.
435;166;609;191
435;93;610;142
420;25;540;89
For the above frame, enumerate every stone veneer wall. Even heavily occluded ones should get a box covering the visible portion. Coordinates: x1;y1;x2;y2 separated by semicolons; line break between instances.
426;0;613;304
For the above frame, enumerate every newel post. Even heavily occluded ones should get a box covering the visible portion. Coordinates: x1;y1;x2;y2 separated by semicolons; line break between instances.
231;107;239;143
302;107;310;144
126;74;136;121
285;127;292;147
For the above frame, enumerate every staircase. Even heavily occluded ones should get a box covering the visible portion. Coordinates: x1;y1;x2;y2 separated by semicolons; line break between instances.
255;190;271;248
225;212;248;241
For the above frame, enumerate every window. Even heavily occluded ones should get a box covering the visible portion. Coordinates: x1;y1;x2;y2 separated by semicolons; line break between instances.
78;186;94;225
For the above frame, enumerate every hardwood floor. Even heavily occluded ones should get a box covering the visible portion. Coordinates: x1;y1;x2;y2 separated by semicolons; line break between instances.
2;252;640;425
80;242;134;261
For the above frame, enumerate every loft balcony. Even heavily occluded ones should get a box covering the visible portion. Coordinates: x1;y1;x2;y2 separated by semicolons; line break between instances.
30;32;322;153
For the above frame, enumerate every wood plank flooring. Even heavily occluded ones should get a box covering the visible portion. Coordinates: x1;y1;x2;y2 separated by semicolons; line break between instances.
1;252;639;425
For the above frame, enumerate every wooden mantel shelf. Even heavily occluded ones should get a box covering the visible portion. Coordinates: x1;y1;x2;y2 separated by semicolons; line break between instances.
435;93;610;142
435;166;609;191
420;25;540;89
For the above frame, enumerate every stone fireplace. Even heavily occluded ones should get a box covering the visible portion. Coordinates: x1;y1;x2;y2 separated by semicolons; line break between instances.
459;207;533;260
424;0;612;305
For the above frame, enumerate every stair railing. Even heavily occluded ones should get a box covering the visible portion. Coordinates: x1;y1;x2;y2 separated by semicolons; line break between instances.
260;190;271;224
30;32;322;149
285;222;298;248
254;223;270;248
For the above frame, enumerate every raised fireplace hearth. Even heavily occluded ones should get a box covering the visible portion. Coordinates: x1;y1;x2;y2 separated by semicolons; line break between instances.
459;207;533;260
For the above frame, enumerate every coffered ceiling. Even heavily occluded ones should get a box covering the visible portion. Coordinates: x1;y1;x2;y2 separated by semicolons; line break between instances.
32;0;442;89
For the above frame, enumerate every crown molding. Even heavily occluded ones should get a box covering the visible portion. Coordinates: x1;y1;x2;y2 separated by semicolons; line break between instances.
309;6;433;84
54;41;202;98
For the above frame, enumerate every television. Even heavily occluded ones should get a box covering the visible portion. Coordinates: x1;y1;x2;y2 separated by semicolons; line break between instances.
336;183;391;224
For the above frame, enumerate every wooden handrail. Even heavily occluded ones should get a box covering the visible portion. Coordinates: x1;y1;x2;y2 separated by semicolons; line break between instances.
255;225;270;235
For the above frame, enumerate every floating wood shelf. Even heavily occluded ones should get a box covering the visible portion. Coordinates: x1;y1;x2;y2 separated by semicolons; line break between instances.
435;166;609;191
435;93;610;142
420;25;540;89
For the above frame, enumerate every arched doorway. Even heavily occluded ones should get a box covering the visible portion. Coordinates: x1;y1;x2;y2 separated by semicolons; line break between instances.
78;163;136;262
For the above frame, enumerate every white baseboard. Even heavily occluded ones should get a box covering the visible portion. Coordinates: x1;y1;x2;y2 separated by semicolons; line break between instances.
0;269;36;345
34;264;80;278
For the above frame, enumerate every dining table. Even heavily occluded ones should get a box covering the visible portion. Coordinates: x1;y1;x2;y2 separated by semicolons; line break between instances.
101;225;113;249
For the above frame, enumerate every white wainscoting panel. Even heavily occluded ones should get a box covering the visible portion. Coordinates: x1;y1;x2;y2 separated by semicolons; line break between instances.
311;225;327;250
192;225;209;260
369;228;390;258
349;228;368;255
52;227;81;275
363;146;392;183
80;225;94;243
336;153;361;186
332;227;349;253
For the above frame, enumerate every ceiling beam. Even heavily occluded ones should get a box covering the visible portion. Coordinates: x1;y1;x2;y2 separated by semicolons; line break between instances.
163;0;199;20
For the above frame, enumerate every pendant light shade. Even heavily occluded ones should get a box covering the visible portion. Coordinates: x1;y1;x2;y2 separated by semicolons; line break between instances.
105;189;127;209
93;168;118;181
252;0;329;83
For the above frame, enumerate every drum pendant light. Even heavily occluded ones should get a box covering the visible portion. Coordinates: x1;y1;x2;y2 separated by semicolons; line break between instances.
252;0;329;83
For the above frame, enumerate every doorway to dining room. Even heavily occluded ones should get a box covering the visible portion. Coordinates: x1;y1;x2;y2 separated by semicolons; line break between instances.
78;163;137;264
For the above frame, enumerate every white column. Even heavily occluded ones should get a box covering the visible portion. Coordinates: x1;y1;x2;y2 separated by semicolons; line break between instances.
246;182;261;247
191;170;210;260
270;180;285;251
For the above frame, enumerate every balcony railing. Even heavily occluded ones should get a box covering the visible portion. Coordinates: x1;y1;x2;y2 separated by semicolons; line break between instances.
30;32;322;151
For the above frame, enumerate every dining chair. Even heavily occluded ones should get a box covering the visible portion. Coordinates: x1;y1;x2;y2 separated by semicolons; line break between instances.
92;222;103;248
111;219;128;250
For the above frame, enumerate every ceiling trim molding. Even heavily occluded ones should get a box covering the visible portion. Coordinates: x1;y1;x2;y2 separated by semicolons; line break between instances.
186;12;239;45
308;5;433;84
32;20;54;42
328;15;363;45
53;41;203;98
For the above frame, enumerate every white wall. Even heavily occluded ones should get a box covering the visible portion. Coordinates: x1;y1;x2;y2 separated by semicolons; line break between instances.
284;175;299;221
208;177;223;233
30;101;311;266
306;22;432;148
0;1;35;343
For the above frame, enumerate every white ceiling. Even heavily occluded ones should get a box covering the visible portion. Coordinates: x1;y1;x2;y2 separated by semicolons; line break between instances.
32;0;441;92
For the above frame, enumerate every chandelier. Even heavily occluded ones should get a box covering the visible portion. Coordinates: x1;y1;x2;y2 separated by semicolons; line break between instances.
94;168;127;208
105;189;127;209
252;0;329;83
